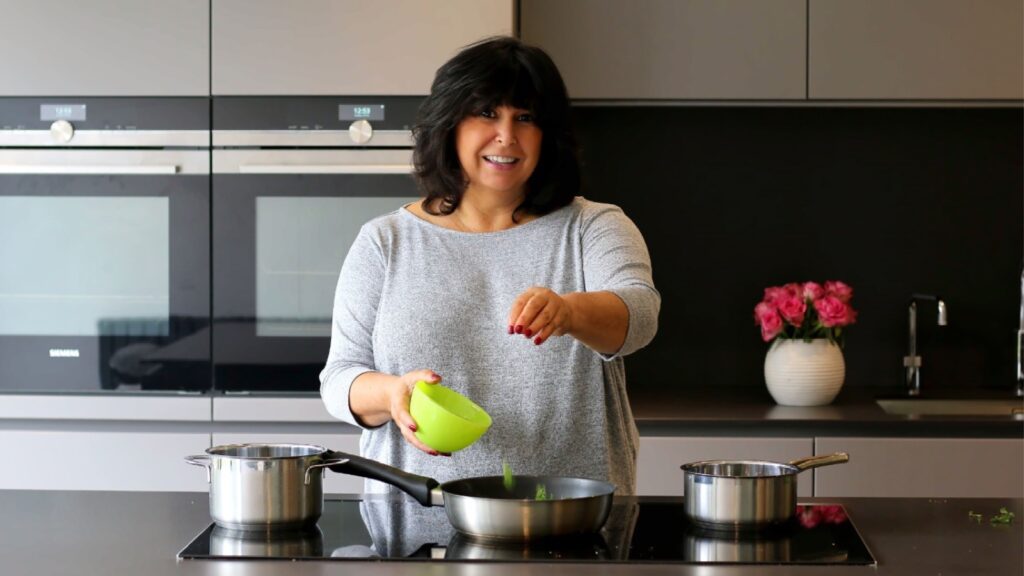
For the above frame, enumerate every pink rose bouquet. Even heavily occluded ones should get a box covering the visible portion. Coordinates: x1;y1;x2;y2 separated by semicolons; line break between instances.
754;281;857;345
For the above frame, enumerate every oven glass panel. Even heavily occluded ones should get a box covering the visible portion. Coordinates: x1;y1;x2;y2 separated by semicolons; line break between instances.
255;196;414;338
0;196;169;336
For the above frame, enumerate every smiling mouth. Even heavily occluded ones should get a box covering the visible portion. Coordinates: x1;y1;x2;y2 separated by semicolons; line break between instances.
483;155;519;165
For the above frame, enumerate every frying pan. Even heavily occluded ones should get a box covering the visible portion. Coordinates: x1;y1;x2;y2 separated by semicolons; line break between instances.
325;450;614;541
680;452;849;531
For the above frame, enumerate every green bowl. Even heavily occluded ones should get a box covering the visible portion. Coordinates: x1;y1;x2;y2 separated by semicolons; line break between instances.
410;381;492;453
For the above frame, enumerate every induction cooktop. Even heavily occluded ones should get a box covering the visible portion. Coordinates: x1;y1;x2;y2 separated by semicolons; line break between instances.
178;498;876;565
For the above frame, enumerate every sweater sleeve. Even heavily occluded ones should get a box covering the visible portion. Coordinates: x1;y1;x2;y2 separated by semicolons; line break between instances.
580;202;661;359
319;225;385;428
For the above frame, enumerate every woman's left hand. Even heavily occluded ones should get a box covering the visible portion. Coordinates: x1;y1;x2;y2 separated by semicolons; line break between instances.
507;287;575;345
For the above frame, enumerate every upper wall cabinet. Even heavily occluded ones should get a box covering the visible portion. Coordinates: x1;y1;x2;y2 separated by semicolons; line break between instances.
521;0;806;100
809;0;1024;99
0;0;209;96
212;0;513;95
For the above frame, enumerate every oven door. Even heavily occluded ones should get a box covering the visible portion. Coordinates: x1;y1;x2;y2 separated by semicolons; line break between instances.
0;149;210;392
212;149;419;392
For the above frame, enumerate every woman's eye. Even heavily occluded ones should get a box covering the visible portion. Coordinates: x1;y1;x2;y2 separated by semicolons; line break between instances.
517;114;534;123
478;109;496;119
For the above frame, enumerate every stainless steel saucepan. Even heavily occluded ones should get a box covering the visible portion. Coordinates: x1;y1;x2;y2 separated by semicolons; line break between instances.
185;444;348;531
325;450;615;541
680;452;849;531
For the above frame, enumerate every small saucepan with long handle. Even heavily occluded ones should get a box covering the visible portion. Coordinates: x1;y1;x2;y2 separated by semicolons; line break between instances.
324;450;615;541
680;452;849;531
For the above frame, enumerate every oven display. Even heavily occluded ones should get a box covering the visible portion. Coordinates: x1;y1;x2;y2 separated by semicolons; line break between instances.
40;104;87;122
339;104;384;121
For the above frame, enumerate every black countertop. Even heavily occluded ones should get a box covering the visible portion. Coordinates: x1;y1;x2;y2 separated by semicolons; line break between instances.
628;386;1024;437
1;490;1019;576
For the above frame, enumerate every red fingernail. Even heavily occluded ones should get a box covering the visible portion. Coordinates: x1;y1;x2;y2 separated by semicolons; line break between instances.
408;424;417;432
508;325;514;334
534;337;543;345
524;329;533;338
429;450;439;456
514;325;523;334
442;453;452;457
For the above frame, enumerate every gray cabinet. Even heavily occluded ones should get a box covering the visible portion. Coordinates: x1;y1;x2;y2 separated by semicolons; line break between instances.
0;0;209;96
809;0;1024;99
637;437;815;496
0;429;210;491
815;437;1024;497
212;0;513;95
521;0;806;100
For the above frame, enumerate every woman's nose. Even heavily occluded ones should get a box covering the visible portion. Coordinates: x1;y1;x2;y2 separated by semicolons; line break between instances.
494;119;517;145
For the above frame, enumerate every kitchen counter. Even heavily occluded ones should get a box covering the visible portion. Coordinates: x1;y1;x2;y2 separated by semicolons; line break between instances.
630;386;1024;437
1;490;1020;576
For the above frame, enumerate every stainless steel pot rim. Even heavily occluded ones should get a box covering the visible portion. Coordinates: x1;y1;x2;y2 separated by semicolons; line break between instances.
680;460;800;479
205;443;329;460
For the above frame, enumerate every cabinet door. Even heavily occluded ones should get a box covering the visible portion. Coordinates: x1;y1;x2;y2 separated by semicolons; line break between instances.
212;0;513;95
637;437;815;496
212;433;363;495
0;0;209;96
815;437;1024;497
809;0;1024;99
521;0;806;99
0;430;210;491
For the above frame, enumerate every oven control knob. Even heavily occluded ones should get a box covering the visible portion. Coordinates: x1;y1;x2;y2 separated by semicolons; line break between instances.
50;120;74;144
348;119;373;145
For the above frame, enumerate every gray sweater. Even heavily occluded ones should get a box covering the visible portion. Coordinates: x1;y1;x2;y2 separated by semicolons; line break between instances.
320;197;660;494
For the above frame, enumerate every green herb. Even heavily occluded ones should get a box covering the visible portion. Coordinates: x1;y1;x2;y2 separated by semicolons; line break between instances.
990;507;1015;525
968;511;983;523
535;483;551;501
502;461;515;492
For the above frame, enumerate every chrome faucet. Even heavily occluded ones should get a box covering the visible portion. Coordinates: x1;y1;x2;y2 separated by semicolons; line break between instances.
903;294;948;396
1017;267;1023;397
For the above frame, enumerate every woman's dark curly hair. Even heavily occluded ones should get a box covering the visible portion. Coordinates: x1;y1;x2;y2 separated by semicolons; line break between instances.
413;36;580;219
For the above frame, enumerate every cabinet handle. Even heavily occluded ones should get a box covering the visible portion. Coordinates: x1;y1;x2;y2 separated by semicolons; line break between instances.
238;164;413;175
0;164;179;175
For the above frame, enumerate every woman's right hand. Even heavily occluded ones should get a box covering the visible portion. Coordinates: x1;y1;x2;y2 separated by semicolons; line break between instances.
387;369;449;456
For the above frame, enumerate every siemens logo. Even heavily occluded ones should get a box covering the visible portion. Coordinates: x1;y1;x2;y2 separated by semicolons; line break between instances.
48;348;80;358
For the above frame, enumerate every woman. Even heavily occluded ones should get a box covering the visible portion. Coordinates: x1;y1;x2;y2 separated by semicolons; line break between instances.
320;37;659;494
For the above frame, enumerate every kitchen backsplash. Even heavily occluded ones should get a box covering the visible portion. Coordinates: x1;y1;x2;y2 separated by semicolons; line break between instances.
573;106;1023;394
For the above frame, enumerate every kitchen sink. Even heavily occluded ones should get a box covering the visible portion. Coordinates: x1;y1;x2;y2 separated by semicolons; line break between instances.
876;398;1024;416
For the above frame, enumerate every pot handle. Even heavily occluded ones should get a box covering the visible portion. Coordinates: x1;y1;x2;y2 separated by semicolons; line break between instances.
303;457;350;485
789;452;849;471
323;450;441;507
184;454;211;483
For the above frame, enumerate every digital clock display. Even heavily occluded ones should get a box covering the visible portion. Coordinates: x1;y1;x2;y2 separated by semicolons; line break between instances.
40;104;87;122
339;104;384;121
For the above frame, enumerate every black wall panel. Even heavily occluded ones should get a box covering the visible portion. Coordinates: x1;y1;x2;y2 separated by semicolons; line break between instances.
572;106;1023;395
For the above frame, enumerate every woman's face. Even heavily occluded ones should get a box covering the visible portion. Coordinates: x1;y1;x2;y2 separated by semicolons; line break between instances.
454;104;542;201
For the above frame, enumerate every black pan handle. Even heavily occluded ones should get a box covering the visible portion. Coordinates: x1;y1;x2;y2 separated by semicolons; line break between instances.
325;450;440;507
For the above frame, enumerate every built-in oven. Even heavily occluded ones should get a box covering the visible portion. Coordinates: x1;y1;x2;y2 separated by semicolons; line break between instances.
212;97;422;392
0;98;210;393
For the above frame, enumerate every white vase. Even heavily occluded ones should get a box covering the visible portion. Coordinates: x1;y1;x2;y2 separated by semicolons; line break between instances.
764;339;845;406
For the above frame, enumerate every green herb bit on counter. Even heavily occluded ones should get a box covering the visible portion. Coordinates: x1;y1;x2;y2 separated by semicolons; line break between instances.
535;483;551;501
968;511;983;523
990;508;1015;525
502;462;515;492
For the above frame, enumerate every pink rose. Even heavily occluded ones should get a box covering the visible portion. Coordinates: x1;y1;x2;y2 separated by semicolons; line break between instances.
802;282;825;300
777;296;807;327
824;280;853;303
797;506;822;529
764;284;801;305
814;296;856;327
754;302;783;342
763;286;789;305
820;505;848;524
